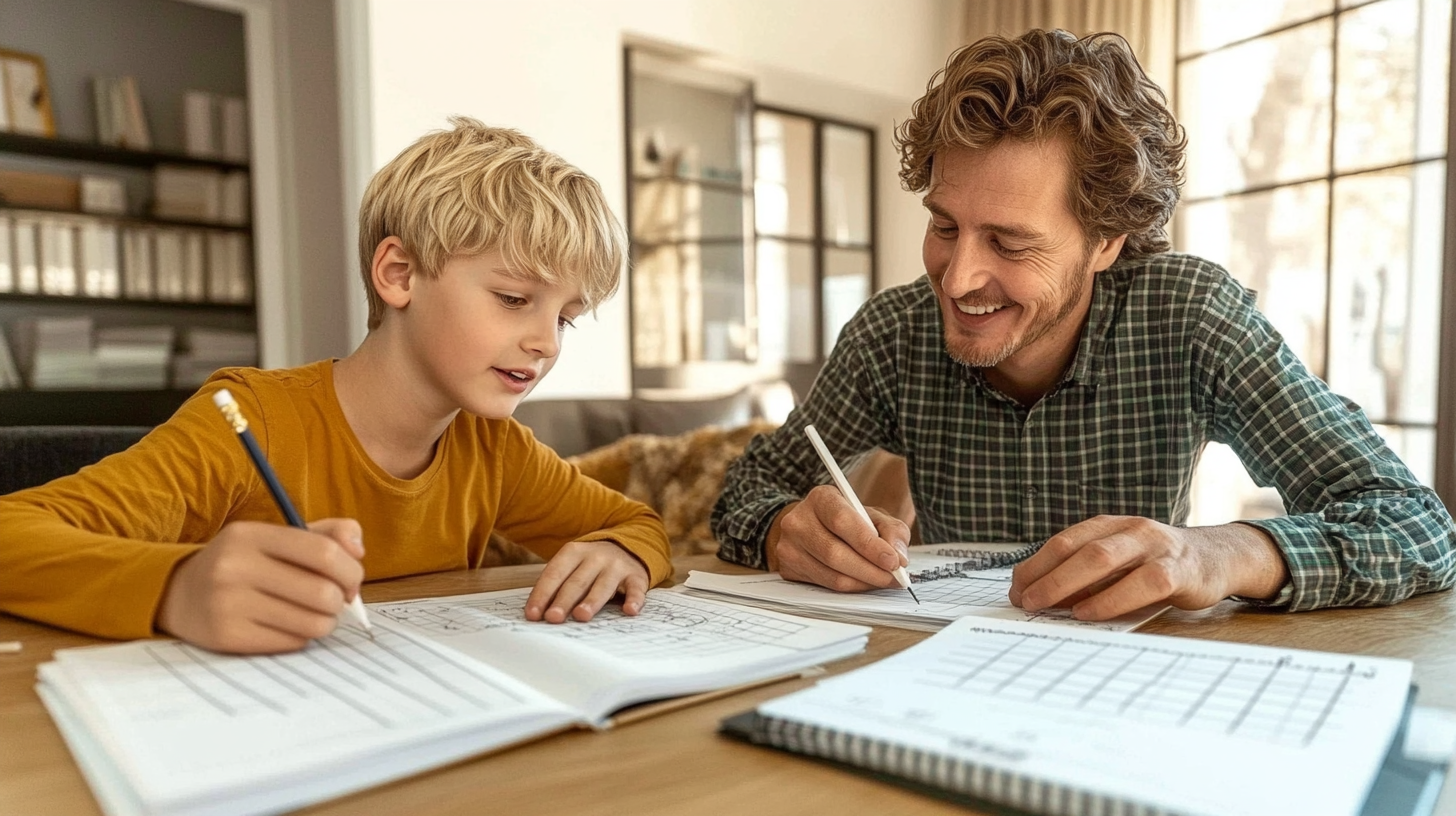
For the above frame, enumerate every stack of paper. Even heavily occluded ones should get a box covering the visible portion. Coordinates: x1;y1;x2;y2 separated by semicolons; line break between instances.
22;317;97;389
95;326;175;389
683;547;1165;632
172;328;258;387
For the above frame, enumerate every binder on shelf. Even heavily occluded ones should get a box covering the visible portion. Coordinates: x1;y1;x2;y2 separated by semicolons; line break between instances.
182;230;206;301
91;76;150;150
79;175;127;216
12;218;40;294
219;171;249;226
153;229;186;301
0;327;19;389
153;165;223;223
38;219;78;297
220;95;249;162
0;215;13;293
120;228;155;299
183;90;218;158
205;231;251;304
78;222;121;299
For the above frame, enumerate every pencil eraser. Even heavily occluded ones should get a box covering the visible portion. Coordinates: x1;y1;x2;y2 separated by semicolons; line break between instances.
212;388;235;408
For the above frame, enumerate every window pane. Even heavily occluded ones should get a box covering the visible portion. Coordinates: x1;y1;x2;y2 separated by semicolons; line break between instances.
754;112;816;239
631;180;746;243
756;238;816;364
1179;20;1332;198
1175;181;1329;375
699;243;749;362
1335;0;1452;172
822;248;871;354
1179;0;1334;55
1373;424;1436;487
1327;162;1445;424
821;124;872;246
632;245;686;368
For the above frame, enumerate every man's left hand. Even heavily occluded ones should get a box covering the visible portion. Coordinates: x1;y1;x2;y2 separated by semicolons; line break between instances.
1008;516;1289;620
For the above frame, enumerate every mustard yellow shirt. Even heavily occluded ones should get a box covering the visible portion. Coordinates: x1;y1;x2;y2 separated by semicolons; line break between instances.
0;361;673;639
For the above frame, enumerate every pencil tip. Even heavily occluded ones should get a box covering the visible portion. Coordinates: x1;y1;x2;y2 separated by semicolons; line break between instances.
908;586;920;605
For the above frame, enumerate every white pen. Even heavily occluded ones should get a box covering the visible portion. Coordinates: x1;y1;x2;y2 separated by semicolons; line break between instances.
804;424;920;604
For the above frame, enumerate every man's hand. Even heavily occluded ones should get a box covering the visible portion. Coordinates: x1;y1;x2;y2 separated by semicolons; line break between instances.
156;518;366;654
524;540;649;623
766;484;912;591
1009;516;1290;620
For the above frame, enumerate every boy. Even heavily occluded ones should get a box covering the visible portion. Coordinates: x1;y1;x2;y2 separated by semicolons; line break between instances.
0;118;673;654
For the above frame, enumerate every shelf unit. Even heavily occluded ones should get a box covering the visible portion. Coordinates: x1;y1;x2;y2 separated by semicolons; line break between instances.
0;133;257;425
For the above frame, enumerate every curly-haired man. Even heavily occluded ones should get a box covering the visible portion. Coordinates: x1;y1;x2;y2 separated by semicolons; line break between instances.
713;29;1455;618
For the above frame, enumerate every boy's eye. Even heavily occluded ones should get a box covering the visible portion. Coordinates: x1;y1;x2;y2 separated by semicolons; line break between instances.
557;315;577;331
496;293;527;308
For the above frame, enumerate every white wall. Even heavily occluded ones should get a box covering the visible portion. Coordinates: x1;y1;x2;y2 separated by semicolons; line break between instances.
348;0;962;398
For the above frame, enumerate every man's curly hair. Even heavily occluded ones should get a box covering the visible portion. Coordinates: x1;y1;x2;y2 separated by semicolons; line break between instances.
895;29;1186;259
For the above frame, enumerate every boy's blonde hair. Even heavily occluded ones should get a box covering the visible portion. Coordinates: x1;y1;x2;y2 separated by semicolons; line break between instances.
358;117;626;331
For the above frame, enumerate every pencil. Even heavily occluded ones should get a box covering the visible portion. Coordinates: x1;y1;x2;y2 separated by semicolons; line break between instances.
803;424;919;604
212;388;374;638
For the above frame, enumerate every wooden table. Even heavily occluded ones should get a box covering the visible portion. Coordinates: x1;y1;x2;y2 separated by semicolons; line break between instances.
2;554;1453;816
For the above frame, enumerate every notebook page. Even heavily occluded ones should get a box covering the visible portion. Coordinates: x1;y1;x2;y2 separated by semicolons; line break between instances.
683;563;1165;633
370;587;870;725
39;624;578;816
757;617;1413;816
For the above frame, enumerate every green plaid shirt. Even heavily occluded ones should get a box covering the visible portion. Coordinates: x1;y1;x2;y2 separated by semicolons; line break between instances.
712;253;1456;611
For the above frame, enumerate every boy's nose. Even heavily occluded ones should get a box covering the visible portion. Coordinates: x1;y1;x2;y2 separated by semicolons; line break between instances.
522;318;561;358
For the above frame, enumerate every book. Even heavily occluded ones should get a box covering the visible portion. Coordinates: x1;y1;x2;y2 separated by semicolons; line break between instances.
723;616;1423;816
37;587;869;816
683;544;1166;633
182;90;218;158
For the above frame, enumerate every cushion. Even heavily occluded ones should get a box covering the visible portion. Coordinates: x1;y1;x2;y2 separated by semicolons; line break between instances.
0;425;151;495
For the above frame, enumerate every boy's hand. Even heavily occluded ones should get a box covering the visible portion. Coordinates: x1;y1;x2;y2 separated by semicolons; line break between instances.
156;518;366;654
524;540;649;623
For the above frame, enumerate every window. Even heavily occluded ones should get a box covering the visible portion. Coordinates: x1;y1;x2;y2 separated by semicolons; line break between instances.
1174;0;1453;523
754;106;875;400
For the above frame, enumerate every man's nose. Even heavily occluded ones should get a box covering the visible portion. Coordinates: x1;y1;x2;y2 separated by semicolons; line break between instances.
940;239;995;298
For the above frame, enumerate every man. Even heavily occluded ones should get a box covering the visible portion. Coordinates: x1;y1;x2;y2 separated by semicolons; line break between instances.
711;29;1455;618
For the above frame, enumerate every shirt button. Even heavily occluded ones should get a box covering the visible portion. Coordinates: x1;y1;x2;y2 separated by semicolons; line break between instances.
1024;484;1039;498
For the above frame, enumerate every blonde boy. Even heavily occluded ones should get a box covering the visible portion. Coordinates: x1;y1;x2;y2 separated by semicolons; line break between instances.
0;118;673;653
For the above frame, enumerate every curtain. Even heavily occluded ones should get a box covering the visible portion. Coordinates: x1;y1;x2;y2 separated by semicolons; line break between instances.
961;0;1176;94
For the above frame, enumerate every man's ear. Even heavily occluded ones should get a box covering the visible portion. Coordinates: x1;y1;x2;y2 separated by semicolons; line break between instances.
1089;234;1128;273
371;237;415;310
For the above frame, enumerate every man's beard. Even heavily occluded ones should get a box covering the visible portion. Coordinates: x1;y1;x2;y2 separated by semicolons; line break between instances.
945;248;1095;369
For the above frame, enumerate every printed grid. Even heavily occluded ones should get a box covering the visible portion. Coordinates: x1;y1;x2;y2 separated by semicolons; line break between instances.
918;630;1368;746
375;595;813;659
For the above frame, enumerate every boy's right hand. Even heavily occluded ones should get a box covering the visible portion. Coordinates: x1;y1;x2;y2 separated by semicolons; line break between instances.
156;518;365;654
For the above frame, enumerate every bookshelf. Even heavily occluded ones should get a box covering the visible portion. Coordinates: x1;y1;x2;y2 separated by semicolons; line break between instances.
0;115;257;426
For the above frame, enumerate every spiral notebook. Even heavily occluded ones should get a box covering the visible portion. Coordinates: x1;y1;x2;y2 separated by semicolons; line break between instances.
722;617;1441;816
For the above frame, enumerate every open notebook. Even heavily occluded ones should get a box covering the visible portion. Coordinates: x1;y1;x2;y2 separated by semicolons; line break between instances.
683;544;1166;632
723;617;1427;816
37;588;869;816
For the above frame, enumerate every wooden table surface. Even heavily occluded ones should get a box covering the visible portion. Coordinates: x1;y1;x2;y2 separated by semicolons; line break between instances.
2;554;1453;816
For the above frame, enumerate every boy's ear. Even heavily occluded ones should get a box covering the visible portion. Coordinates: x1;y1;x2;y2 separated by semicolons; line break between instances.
371;237;416;310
